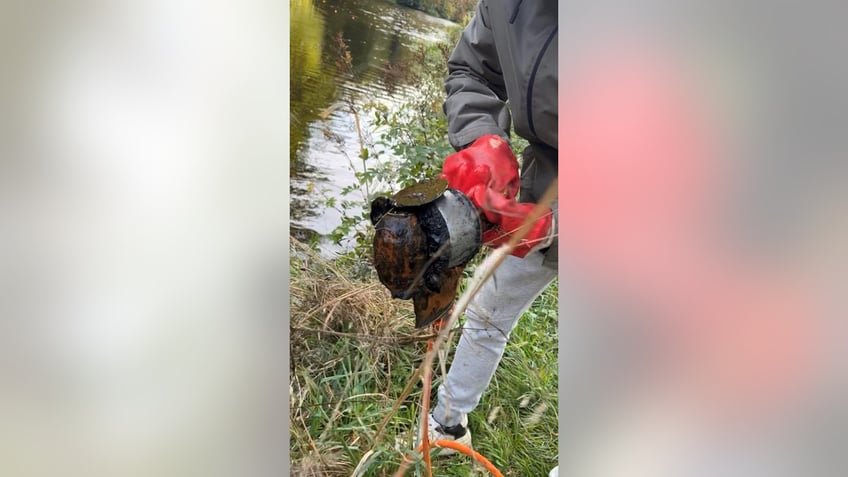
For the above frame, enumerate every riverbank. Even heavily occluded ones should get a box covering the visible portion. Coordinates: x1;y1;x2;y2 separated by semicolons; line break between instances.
290;239;559;475
290;0;460;256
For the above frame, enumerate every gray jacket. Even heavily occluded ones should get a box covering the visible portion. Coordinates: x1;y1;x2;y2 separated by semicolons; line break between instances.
444;0;558;266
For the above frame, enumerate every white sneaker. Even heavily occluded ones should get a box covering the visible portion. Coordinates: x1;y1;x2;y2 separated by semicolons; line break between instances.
418;413;472;456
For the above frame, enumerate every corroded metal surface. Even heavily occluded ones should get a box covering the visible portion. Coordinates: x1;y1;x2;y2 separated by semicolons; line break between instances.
371;209;428;299
413;265;463;328
392;178;448;207
370;179;483;329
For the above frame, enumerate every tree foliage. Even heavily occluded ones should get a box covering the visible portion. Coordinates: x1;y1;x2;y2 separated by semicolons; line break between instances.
325;41;456;253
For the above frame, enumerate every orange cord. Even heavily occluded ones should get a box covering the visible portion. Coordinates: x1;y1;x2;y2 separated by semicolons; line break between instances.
394;440;505;477
429;440;505;477
421;339;433;476
392;317;505;477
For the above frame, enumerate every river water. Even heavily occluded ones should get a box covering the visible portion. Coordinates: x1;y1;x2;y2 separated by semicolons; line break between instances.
290;0;456;256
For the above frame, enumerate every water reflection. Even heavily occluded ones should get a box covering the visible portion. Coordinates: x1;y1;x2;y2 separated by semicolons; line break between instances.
289;0;334;169
289;0;455;254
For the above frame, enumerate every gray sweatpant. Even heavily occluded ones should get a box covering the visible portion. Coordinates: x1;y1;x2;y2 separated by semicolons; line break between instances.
432;250;558;427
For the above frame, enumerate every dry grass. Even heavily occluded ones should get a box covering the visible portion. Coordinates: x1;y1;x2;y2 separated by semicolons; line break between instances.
289;239;434;371
290;239;437;476
289;238;559;476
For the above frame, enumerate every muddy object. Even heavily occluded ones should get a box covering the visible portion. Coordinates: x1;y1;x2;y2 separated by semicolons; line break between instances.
369;196;396;225
392;177;448;207
370;180;483;328
371;209;429;300
412;265;463;327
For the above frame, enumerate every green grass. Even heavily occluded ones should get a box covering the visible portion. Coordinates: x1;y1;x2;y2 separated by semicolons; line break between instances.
290;241;558;476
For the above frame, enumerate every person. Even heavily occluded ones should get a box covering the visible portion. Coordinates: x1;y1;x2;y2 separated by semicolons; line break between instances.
425;1;839;476
422;0;560;462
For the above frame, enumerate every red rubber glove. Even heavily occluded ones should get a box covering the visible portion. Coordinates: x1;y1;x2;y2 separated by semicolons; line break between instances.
477;194;553;258
439;134;520;201
439;134;553;258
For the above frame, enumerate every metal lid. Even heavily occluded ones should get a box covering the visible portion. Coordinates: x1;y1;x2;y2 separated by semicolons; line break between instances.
392;178;448;207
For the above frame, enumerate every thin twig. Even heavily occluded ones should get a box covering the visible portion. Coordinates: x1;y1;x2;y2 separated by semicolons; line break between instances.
422;180;559;393
362;180;559;472
299;414;327;469
318;358;364;442
372;361;424;444
321;299;343;330
301;283;382;320
349;99;370;201
290;326;437;344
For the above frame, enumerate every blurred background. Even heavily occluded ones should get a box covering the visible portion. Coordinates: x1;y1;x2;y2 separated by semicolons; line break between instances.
555;2;848;476
1;1;287;475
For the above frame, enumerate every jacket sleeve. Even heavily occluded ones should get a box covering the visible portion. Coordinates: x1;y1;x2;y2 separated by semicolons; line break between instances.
444;1;511;150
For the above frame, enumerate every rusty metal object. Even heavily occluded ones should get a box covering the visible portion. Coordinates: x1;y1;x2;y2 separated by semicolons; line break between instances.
371;208;429;299
411;265;463;328
371;181;484;328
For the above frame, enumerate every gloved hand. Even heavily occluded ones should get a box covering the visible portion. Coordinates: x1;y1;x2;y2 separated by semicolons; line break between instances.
439;134;553;258
439;134;520;201
477;193;553;258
